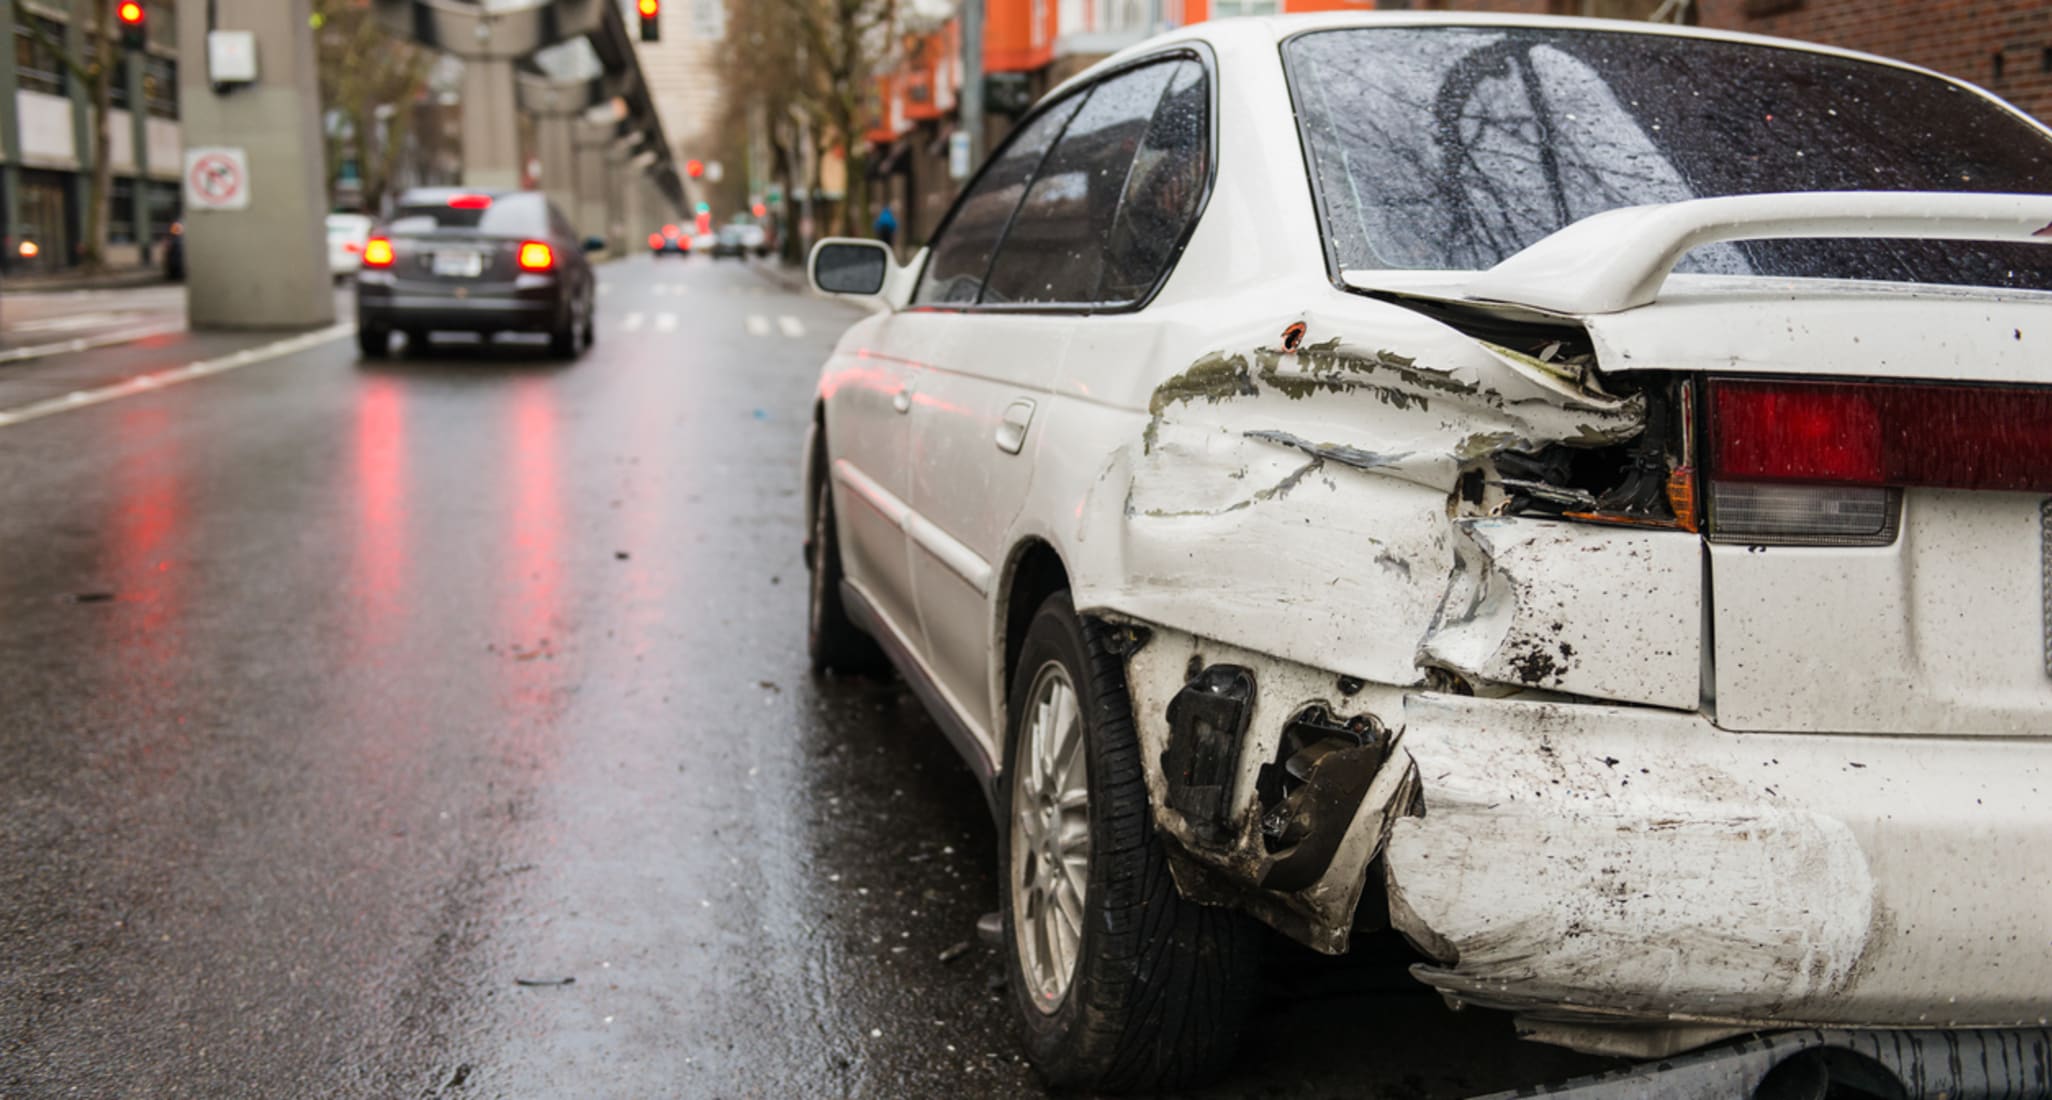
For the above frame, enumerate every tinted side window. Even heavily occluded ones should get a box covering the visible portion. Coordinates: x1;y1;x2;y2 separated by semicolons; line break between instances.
1101;61;1208;304
982;62;1179;306
914;97;1084;306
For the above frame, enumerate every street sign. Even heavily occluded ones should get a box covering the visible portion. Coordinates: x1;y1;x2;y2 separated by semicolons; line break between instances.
185;147;251;211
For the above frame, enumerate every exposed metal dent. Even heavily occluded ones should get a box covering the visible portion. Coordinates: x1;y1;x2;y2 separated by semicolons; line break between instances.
1105;621;1416;954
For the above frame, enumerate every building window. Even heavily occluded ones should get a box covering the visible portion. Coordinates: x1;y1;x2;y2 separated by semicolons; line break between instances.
147;181;182;236
110;178;137;245
142;55;177;117
1211;0;1281;16
14;16;68;96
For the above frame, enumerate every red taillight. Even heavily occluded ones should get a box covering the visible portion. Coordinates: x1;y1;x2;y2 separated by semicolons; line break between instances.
1710;378;2052;492
447;193;494;210
662;224;680;238
517;241;554;272
649;233;665;249
361;237;394;268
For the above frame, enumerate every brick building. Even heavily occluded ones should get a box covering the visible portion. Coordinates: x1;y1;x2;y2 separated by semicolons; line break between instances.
867;0;2052;252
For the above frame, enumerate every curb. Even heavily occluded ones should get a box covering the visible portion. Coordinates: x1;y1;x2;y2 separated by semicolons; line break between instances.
0;268;170;294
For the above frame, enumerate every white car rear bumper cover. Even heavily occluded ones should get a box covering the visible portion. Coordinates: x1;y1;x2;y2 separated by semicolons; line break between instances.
1386;692;2052;1032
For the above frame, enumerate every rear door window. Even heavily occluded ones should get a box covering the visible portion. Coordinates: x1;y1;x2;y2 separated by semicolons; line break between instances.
913;96;1084;306
1099;60;1209;304
982;61;1182;306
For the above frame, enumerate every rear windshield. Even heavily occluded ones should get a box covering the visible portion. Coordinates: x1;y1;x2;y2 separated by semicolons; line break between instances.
385;196;544;237
1285;27;2052;289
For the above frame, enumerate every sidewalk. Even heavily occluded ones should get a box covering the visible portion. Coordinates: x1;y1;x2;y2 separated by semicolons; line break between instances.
0;265;170;294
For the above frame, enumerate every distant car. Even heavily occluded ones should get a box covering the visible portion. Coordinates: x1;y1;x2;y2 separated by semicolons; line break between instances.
804;12;2052;1094
326;213;375;279
649;224;690;258
354;188;600;359
691;232;716;254
736;223;769;256
162;221;184;281
710;226;748;259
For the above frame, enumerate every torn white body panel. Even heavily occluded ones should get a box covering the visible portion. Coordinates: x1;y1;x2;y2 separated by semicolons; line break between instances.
1420;518;1701;711
1387;693;2052;1030
1113;625;1413;953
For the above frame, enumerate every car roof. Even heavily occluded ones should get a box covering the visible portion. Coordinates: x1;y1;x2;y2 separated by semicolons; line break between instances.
1055;11;2001;112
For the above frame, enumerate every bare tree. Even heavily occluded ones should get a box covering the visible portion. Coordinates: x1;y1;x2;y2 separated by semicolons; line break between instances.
722;0;899;238
14;0;118;270
313;0;433;214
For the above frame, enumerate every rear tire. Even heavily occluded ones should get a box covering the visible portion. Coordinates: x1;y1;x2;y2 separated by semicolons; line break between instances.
807;475;888;676
357;326;390;358
1002;592;1262;1093
549;302;587;359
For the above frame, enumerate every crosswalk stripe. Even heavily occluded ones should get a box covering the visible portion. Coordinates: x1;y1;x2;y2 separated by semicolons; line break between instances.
655;313;678;333
623;312;645;332
776;315;805;339
745;315;771;337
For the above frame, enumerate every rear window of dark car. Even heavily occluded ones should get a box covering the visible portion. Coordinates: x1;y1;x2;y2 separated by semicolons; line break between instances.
386;194;547;237
1285;27;2052;289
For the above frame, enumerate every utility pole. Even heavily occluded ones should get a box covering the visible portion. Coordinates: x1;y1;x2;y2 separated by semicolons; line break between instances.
959;0;984;170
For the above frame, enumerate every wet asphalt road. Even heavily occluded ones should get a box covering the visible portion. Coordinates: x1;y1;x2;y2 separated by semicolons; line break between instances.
0;258;1609;1098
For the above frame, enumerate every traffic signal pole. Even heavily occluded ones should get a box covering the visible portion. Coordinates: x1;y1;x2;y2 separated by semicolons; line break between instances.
177;0;336;330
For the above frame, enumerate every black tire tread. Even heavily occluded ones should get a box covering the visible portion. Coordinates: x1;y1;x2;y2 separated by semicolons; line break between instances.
1009;595;1261;1093
806;474;889;676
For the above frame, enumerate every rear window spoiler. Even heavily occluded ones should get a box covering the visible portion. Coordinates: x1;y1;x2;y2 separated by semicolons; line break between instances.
1345;191;2052;316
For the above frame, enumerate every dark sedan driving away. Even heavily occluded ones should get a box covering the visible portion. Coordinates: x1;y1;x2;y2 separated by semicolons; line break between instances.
354;188;599;358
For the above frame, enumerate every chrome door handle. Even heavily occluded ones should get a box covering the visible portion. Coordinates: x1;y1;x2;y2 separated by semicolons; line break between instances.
892;387;912;414
995;399;1036;455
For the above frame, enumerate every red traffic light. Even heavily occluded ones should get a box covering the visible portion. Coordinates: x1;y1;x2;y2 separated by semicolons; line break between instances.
751;203;767;218
685;159;704;179
637;0;658;14
637;0;659;41
117;1;143;24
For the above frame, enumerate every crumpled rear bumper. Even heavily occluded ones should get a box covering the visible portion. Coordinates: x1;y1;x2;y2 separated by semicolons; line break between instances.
1386;693;2052;1036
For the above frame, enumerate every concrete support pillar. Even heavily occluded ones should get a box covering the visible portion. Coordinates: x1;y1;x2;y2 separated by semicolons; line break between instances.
604;140;633;255
534;110;578;220
178;0;335;329
572;120;612;252
459;56;521;190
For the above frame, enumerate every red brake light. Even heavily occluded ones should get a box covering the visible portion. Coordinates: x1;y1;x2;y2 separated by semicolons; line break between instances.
517;241;554;272
361;237;394;268
447;193;494;210
1710;378;2052;493
649;233;665;249
662;224;680;238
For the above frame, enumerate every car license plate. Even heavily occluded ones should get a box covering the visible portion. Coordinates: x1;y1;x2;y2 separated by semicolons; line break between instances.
432;250;483;278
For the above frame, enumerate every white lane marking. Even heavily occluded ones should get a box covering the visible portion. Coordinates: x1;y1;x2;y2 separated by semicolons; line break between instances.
745;314;771;337
776;315;805;339
0;321;186;365
9;312;136;333
0;323;354;431
654;313;678;333
623;312;646;333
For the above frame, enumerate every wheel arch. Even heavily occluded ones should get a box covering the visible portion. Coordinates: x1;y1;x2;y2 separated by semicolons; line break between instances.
994;536;1075;748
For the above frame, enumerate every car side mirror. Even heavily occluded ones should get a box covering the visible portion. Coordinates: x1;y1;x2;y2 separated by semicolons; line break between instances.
809;238;893;297
583;236;605;253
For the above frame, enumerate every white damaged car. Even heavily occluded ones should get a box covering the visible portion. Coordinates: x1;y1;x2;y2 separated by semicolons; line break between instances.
802;12;2052;1094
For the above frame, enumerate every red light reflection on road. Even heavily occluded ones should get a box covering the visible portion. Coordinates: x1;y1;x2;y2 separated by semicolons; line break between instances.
500;379;567;730
108;404;183;663
350;376;409;653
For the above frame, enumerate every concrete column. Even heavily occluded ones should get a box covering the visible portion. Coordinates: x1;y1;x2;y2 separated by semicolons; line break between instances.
572;120;612;252
459;56;521;190
603;140;631;254
178;0;335;329
533;111;578;220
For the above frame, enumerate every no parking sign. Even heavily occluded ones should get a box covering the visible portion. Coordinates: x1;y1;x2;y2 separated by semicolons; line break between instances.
184;147;251;211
